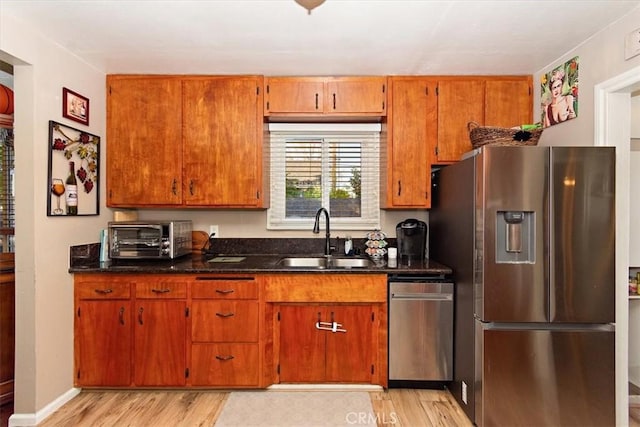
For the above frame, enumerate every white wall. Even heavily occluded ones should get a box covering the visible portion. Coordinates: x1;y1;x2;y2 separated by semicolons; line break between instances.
632;94;640;138
0;9;109;423
534;5;640;425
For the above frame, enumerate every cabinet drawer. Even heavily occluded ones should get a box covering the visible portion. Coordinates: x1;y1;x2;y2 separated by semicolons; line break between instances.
191;343;259;386
192;301;259;342
135;280;187;299
192;276;258;299
76;281;131;299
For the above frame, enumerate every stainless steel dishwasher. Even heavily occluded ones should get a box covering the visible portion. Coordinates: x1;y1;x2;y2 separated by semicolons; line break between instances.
388;276;453;384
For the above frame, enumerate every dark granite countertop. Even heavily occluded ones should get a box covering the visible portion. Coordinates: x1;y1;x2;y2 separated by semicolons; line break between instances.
69;238;452;276
69;253;452;276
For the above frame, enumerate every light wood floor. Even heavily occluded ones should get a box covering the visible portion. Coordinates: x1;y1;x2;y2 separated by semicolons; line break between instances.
35;389;473;427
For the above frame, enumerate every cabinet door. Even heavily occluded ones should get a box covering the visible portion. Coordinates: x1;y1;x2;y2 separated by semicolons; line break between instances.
278;305;325;382
326;77;386;115
192;300;259;342
134;300;186;386
386;78;436;208
106;76;183;206
183;77;264;207
191;343;259;386
75;300;132;386
485;79;532;128
436;80;485;163
325;305;374;383
264;77;325;114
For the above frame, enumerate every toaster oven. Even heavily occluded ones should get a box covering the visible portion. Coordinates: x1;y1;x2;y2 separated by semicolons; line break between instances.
108;220;192;259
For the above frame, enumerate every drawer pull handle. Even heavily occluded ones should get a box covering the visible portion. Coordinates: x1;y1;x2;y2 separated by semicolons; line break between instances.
215;355;235;361
151;288;171;293
119;307;125;325
215;289;235;294
95;289;113;294
138;307;144;325
216;312;235;318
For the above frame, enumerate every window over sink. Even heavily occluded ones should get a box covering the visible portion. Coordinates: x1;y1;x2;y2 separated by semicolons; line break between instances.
267;123;380;230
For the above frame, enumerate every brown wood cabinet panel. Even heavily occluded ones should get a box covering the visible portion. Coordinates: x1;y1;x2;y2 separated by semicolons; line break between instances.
75;280;131;300
191;343;259;386
264;77;325;114
324;305;373;383
264;274;386;303
0;270;15;402
485;78;533;128
191;276;259;299
385;77;436;208
436;79;485;163
106;76;183;206
75;300;132;386
264;76;386;117
135;279;187;299
277;304;375;383
191;300;259;342
182;76;264;207
133;300;187;386
278;305;326;382
326;77;386;115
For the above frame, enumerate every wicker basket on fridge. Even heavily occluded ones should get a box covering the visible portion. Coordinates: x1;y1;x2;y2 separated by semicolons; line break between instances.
468;122;542;148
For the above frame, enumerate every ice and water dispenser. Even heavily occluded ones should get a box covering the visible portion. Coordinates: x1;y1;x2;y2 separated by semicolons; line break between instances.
496;211;535;263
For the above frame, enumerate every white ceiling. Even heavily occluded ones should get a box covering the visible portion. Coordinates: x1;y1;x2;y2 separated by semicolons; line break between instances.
1;0;640;76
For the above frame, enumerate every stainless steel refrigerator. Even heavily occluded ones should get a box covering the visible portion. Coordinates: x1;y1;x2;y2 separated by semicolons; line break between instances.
430;146;616;427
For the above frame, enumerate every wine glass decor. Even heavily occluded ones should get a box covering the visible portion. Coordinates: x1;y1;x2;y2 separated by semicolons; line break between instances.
50;178;65;215
47;120;101;216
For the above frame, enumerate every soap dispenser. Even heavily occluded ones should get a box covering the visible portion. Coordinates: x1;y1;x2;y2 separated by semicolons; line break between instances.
344;235;353;256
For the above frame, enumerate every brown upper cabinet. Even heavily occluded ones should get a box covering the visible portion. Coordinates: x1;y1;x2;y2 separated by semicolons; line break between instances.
384;75;532;208
383;77;437;209
434;76;533;164
106;75;266;208
264;76;387;117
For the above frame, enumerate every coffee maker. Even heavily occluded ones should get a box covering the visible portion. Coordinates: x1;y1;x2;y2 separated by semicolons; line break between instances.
396;219;427;261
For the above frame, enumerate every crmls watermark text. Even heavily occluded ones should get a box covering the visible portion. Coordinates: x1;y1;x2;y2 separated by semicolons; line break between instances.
346;411;399;425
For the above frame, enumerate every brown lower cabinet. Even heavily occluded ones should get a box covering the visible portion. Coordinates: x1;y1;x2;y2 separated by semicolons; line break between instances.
278;304;375;383
0;254;15;404
74;272;388;388
265;273;388;387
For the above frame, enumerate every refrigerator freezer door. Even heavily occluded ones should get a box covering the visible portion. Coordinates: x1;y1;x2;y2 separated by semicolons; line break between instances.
550;147;615;323
477;146;548;322
476;324;615;427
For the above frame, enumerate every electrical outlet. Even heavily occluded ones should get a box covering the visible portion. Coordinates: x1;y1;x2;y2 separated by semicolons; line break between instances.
209;225;219;238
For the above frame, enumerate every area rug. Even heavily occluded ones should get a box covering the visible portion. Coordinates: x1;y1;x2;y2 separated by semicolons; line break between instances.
214;391;377;427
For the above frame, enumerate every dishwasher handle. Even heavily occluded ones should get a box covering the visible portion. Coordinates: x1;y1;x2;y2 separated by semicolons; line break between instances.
391;293;453;301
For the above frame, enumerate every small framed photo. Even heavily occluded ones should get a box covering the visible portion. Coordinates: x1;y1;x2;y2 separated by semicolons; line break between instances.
62;87;89;126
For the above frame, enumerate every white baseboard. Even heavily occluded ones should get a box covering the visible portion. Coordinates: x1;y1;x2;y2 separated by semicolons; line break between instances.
9;387;81;427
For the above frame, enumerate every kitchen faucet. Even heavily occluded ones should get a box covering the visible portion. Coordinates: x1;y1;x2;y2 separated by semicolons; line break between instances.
313;207;332;256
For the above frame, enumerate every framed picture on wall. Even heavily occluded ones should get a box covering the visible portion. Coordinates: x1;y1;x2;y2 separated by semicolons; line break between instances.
62;87;89;126
47;120;100;216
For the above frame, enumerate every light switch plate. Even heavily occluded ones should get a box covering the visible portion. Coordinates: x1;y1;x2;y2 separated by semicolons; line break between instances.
625;27;640;61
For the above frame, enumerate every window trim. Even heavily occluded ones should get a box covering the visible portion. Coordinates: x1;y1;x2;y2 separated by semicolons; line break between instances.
267;123;381;231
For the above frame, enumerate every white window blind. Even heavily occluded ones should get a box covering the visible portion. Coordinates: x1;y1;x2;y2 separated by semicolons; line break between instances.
268;123;380;230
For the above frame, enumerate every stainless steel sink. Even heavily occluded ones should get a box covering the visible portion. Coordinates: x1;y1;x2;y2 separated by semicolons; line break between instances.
277;257;328;268
277;257;372;269
330;258;372;268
